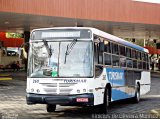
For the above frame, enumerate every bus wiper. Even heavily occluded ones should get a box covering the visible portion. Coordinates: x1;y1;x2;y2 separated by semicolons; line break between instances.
64;39;77;64
42;39;52;57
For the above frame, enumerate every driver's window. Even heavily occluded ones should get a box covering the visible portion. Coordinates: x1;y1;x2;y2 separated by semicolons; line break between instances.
94;35;103;77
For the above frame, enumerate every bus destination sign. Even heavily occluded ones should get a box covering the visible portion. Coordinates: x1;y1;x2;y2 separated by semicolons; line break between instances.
32;29;91;40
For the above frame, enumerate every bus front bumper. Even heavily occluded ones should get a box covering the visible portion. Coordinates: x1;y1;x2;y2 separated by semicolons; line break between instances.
26;93;94;106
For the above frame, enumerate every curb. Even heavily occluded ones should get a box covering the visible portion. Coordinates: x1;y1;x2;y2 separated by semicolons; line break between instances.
0;77;12;80
0;73;12;80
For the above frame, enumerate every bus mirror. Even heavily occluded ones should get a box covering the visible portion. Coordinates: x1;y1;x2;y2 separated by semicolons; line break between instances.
99;42;105;52
21;42;29;52
20;42;29;60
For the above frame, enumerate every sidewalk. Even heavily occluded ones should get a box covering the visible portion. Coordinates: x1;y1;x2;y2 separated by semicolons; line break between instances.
0;70;27;80
151;70;160;77
150;70;160;118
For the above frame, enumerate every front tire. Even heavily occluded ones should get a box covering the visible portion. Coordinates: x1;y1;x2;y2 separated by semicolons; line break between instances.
46;104;56;112
100;88;109;114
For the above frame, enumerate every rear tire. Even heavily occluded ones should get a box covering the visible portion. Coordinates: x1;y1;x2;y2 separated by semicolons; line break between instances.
46;104;56;112
133;85;140;103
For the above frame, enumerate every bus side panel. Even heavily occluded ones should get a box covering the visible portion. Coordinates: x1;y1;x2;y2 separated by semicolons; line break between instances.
92;68;107;105
137;71;151;95
106;68;134;101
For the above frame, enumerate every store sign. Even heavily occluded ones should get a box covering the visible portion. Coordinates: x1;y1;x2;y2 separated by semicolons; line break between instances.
6;32;23;38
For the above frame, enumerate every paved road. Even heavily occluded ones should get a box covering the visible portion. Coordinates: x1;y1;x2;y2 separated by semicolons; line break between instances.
0;71;159;119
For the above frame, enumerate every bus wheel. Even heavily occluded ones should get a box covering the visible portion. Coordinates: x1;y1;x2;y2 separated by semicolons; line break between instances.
100;88;109;114
133;85;140;103
46;104;56;112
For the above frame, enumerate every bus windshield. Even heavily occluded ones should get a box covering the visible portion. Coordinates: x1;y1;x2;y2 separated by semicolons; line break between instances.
28;40;93;78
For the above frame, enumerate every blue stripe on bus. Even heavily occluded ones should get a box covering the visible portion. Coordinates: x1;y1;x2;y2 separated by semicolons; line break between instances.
111;89;133;101
116;38;145;52
104;32;145;52
122;41;144;52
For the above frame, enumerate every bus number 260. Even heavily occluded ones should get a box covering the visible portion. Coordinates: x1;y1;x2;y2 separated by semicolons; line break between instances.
33;79;39;83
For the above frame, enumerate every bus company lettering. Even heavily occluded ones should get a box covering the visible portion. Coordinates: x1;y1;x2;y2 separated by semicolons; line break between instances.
108;72;123;80
64;79;86;83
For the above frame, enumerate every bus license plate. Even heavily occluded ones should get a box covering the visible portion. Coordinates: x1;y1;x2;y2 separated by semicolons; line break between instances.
76;98;88;102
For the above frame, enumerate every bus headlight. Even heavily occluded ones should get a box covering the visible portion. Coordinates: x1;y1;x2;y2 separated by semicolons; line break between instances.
31;88;34;92
77;90;80;93
83;89;86;92
37;89;40;93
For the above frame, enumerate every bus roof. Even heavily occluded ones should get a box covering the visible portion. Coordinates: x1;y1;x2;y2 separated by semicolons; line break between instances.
90;28;148;53
32;27;148;53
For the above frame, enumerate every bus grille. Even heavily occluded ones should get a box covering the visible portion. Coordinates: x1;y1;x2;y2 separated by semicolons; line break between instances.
41;83;76;95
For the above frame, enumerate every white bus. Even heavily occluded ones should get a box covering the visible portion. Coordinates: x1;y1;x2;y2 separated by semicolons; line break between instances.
26;27;151;113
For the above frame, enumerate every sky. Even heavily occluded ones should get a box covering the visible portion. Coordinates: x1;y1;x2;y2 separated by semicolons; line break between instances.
133;0;160;4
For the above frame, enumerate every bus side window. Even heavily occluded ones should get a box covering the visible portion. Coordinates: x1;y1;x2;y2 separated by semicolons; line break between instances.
98;39;104;64
137;52;141;60
104;40;111;53
144;53;147;61
141;53;145;61
120;57;126;67
94;42;98;64
138;61;142;69
94;43;103;64
126;58;133;68
112;55;119;66
112;43;119;55
132;49;137;59
119;45;125;56
143;61;146;70
94;41;103;77
104;53;112;65
126;48;131;58
98;46;103;64
95;65;103;78
133;60;137;68
146;54;149;70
